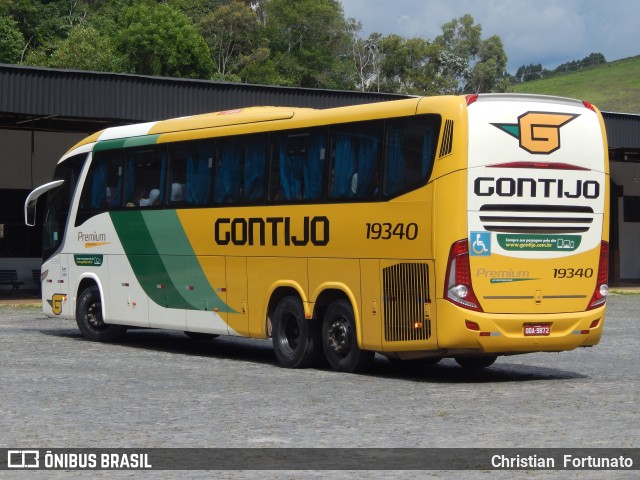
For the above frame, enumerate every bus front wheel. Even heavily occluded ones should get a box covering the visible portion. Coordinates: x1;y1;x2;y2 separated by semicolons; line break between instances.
272;296;321;368
321;299;374;373
76;285;127;342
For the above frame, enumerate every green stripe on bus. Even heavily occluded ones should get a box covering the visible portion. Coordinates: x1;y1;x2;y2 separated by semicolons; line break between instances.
109;210;232;312
140;211;232;313
123;134;160;149
94;138;127;152
94;135;160;152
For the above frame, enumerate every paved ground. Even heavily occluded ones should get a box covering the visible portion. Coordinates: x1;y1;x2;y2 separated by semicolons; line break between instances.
0;294;638;479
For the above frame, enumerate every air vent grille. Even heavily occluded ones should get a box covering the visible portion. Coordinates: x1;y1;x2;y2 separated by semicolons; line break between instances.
383;263;431;342
439;119;454;158
478;204;594;234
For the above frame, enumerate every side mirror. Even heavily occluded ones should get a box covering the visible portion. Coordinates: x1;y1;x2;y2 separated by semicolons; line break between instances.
24;179;64;227
25;197;38;227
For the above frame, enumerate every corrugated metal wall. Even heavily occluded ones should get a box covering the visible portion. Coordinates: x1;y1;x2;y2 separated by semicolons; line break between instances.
0;64;406;125
602;112;640;150
3;65;639;150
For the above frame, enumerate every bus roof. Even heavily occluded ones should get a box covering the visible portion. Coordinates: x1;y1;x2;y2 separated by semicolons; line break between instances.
64;98;432;157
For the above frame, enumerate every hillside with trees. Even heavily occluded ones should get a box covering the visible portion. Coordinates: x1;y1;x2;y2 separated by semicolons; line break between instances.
0;0;508;94
510;55;640;114
1;0;634;107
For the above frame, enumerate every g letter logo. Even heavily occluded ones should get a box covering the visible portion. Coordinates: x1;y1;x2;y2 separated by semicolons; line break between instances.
493;112;579;154
50;293;66;315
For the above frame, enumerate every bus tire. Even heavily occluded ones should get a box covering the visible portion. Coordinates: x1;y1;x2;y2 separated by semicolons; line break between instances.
321;299;374;373
454;355;497;369
76;285;127;342
184;332;219;341
272;296;321;368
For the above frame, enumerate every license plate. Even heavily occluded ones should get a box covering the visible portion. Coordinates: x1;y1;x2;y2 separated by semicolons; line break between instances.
524;323;551;336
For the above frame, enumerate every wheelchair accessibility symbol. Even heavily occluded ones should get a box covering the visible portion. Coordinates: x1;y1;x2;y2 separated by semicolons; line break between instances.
470;232;491;256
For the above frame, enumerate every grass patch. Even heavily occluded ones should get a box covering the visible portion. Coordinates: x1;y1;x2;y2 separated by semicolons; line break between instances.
0;303;42;309
609;289;640;295
510;56;640;113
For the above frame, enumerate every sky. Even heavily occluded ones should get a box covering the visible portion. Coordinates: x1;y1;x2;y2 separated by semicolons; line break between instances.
340;0;639;73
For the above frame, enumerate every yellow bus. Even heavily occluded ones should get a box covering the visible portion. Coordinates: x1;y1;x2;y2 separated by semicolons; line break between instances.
25;94;609;372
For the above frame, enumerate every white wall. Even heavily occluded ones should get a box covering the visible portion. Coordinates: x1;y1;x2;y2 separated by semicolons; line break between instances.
0;129;85;189
611;162;640;279
0;257;41;293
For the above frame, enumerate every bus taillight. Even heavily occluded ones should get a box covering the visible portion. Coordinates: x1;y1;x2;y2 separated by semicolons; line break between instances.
444;239;483;312
587;241;609;310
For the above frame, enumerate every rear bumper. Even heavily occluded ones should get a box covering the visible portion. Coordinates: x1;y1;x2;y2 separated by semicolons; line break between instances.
435;299;605;354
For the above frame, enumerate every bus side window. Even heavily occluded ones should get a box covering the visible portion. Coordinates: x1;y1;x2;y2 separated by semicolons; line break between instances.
124;146;166;207
168;140;214;206
79;149;123;211
214;138;243;203
329;121;382;200
243;134;268;202
270;129;326;202
383;115;439;197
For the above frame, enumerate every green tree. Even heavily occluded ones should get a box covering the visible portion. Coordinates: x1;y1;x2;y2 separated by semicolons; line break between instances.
198;0;263;79
377;34;439;95
434;14;508;93
467;35;508;93
26;25;127;72
0;15;25;63
264;0;352;89
116;2;214;78
3;0;74;53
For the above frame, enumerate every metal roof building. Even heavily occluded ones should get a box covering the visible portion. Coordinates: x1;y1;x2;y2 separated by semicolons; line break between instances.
0;64;405;133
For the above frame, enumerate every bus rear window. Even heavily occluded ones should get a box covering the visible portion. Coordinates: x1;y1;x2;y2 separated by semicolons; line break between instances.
383;115;440;198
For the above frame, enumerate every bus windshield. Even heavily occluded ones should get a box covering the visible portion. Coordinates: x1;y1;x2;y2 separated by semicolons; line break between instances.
42;154;87;261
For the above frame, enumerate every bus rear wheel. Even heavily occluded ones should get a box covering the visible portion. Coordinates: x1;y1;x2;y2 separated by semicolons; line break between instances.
321;299;374;373
272;296;321;368
76;285;127;342
454;355;497;369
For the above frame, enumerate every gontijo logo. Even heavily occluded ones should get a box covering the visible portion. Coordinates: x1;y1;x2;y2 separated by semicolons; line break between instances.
492;112;579;154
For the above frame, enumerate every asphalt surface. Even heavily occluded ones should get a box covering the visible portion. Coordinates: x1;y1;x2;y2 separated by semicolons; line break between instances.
1;294;639;479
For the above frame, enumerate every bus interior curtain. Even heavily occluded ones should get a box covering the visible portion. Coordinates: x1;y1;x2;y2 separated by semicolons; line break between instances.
158;152;167;203
355;126;381;198
279;141;303;201
332;133;356;198
215;140;242;203
111;163;122;207
124;156;136;204
90;160;107;209
303;131;326;200
422;129;434;177
244;138;267;201
186;145;212;205
385;127;404;195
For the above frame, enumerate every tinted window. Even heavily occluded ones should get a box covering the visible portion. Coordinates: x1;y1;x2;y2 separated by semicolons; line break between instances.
269;129;327;202
215;134;268;204
329;121;382;200
124;146;166;207
79;149;123;211
168;140;214;206
383;115;440;198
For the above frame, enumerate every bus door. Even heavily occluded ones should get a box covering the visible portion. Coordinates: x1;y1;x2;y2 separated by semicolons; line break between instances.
42;254;71;317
